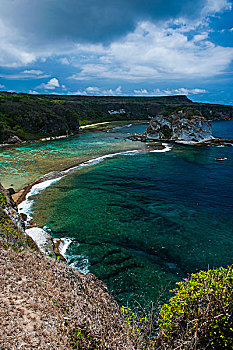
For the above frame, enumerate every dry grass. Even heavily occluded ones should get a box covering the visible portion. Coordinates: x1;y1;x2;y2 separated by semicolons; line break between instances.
0;247;135;349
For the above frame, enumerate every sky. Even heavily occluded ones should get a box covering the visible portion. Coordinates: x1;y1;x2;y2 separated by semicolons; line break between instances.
0;0;233;104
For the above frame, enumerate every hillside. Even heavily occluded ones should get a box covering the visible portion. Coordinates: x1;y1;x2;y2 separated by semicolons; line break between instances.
0;91;232;143
0;183;135;349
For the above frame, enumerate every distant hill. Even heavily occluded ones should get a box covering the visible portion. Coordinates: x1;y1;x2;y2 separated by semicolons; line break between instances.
0;91;232;143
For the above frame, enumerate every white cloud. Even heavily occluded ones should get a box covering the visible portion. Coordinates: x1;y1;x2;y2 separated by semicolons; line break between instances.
102;86;122;95
0;0;232;89
202;0;232;16
86;86;101;93
0;70;50;80
22;70;44;75
134;87;208;96
69;21;233;81
59;57;70;65
29;90;39;94
69;86;122;96
0;19;36;67
0;84;5;88
134;89;148;94
37;78;60;90
70;90;88;95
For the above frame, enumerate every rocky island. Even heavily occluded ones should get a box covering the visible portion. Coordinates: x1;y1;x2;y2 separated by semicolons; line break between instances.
145;109;212;142
129;108;233;147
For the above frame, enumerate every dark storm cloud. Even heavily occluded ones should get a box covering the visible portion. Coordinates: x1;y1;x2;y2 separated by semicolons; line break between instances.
1;0;206;44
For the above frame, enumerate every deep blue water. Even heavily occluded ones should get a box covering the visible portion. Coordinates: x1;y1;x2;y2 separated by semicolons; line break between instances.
31;120;233;308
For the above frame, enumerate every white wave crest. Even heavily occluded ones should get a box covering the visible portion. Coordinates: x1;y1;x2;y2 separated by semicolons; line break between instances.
18;177;63;222
59;238;73;257
69;255;90;274
149;143;172;153
63;150;140;174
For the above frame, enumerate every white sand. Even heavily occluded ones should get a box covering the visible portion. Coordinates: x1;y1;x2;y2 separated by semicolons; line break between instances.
79;121;111;129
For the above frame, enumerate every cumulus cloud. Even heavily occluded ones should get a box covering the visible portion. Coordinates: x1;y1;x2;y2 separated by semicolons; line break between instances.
29;90;39;95
37;78;60;90
0;0;231;68
0;19;36;67
102;86;122;95
22;70;44;75
70;86;122;96
134;87;208;96
134;89;149;94
0;70;50;80
0;84;5;89
69;21;233;81
86;86;101;94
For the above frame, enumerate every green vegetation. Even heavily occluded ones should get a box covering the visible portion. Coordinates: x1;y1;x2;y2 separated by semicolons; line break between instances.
0;192;7;208
119;267;233;349
0;91;231;143
0;210;38;251
156;267;233;349
70;328;104;349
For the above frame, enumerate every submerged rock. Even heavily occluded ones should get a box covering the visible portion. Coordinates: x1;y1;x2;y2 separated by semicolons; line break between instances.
145;109;212;142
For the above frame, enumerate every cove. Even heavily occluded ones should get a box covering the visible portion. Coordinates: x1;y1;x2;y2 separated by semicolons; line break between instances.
21;120;233;308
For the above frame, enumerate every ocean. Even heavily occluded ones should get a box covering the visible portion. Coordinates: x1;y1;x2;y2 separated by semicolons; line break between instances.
2;120;233;308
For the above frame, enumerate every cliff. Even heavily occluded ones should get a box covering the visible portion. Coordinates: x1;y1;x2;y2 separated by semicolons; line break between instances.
145;109;212;142
0;91;232;143
0;184;134;349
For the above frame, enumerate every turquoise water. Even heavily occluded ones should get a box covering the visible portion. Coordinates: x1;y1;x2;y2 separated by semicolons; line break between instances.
0;122;149;190
26;120;233;308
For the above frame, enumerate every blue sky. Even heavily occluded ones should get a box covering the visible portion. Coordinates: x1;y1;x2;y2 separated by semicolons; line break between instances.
0;0;232;104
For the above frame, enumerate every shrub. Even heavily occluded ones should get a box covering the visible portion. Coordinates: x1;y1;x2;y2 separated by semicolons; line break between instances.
156;266;233;349
0;211;38;252
0;192;7;208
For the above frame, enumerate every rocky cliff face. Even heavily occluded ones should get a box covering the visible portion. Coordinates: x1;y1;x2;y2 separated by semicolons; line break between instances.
0;182;134;349
0;183;25;232
145;110;212;142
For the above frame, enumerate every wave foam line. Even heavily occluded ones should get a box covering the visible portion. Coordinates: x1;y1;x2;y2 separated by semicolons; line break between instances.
18;177;63;222
59;238;73;257
149;143;172;153
18;150;141;220
63;150;140;174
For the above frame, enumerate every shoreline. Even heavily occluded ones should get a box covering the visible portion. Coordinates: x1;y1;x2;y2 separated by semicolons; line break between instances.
0;120;149;147
12;144;170;206
12;141;171;264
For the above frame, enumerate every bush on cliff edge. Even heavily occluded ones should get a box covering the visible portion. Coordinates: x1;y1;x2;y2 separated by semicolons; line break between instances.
156;266;233;349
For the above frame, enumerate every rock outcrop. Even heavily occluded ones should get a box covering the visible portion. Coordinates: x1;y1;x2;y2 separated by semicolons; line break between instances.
6;135;22;144
0;183;25;232
145;110;212;142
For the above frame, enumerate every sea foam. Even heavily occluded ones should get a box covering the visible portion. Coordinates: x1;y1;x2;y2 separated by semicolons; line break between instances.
149;143;172;153
63;150;140;174
18;177;63;222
